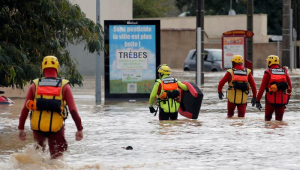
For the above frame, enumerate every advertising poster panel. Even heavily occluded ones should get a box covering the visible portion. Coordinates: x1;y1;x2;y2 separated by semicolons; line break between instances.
223;37;245;68
104;20;160;99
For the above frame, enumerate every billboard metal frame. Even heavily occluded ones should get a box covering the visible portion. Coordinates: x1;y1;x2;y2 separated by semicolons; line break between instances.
222;30;254;73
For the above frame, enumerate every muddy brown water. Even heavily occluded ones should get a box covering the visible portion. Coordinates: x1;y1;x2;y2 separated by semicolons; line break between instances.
0;69;299;170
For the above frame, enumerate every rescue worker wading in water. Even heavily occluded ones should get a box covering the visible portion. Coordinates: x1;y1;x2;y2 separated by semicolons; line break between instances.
218;55;257;118
255;55;292;121
18;56;83;159
149;64;188;120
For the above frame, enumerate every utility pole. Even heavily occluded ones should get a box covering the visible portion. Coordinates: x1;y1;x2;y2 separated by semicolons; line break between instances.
297;0;300;68
292;0;300;68
290;9;293;71
282;0;291;68
247;0;253;71
297;0;300;43
96;0;101;103
196;0;204;85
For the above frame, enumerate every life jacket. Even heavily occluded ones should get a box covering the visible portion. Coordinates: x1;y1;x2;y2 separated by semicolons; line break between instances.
30;78;69;132
265;68;288;106
156;77;180;113
227;68;251;104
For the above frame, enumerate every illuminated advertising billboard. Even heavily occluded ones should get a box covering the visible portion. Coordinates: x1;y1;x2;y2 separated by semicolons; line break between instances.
104;20;160;100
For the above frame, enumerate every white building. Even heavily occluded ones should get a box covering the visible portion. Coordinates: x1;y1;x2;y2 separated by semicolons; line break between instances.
68;0;133;75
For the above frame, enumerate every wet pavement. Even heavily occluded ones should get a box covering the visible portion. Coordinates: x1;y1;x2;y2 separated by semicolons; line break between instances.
0;69;300;170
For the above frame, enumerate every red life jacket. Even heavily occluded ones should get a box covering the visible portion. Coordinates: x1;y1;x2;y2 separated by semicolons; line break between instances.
265;68;288;106
231;69;248;82
37;78;62;96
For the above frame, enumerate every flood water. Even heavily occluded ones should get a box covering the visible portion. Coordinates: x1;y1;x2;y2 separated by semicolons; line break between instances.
0;69;300;170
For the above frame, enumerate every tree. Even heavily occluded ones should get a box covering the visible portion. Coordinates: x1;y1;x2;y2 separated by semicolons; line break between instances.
254;0;282;35
175;0;196;16
133;0;174;18
175;0;283;35
0;0;104;89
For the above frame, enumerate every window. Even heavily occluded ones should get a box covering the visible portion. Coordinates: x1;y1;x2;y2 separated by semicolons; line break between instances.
211;51;222;61
204;51;209;61
191;51;196;60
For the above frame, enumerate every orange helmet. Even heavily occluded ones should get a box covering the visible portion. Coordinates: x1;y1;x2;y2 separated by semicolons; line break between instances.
266;55;279;66
231;55;244;64
42;56;59;72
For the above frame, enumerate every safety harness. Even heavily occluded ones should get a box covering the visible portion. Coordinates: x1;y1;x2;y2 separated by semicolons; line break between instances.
156;77;180;113
227;68;250;104
29;78;69;132
265;68;288;106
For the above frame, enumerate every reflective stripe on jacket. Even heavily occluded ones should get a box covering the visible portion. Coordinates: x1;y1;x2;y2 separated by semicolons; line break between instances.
30;78;69;132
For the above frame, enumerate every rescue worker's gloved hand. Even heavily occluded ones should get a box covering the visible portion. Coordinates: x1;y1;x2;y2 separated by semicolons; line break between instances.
149;107;156;113
218;92;224;100
251;98;257;107
255;101;262;111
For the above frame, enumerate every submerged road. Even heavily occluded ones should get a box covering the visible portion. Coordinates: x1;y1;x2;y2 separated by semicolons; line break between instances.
0;69;299;170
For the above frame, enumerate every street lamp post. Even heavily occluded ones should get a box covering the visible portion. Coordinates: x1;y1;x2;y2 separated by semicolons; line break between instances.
196;0;204;86
96;0;101;103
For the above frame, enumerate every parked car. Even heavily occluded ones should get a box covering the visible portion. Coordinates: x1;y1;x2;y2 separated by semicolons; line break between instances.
183;49;223;72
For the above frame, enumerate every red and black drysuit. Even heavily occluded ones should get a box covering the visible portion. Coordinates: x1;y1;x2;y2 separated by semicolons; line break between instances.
256;64;292;121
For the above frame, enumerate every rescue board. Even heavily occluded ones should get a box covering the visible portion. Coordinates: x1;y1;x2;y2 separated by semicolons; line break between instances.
0;96;14;104
178;82;203;119
0;91;14;104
